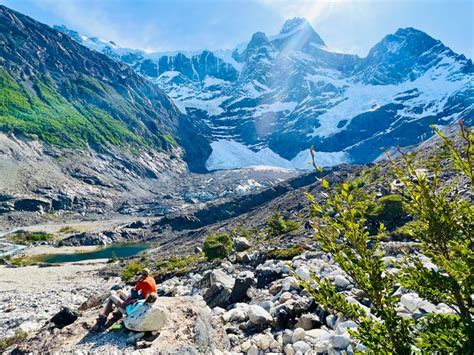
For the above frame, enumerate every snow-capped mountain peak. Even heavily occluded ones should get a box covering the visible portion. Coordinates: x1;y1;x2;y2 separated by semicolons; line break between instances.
55;21;474;172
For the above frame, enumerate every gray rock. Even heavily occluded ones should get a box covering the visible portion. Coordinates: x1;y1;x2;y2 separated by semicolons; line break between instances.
234;236;251;252
292;327;306;343
201;269;235;308
296;313;322;330
248;305;273;326
292;340;311;353
247;344;259;355
331;333;351;349
334;275;351;289
230;271;256;303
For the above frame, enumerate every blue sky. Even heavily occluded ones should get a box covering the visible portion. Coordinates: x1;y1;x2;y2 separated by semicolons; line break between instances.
1;0;472;58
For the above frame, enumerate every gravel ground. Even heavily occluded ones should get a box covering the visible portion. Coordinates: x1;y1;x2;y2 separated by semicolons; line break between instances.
0;262;120;338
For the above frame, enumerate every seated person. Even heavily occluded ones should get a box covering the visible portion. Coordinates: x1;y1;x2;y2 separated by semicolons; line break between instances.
95;268;157;331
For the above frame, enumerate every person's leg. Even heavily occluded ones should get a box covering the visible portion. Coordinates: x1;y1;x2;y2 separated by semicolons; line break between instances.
118;290;129;301
101;297;114;318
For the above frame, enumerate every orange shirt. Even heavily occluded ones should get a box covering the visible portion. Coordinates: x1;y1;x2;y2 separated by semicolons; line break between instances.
134;276;157;298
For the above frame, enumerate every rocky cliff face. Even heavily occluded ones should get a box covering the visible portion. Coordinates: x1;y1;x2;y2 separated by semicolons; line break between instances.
58;18;473;171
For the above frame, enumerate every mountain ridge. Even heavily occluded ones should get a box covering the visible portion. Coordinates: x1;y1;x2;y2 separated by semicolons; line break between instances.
55;18;473;171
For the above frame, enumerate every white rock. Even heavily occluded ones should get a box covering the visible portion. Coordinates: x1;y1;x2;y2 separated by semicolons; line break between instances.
123;302;168;332
249;305;273;326
247;344;259;355
314;339;331;352
295;266;311;281
284;344;295;355
336;320;358;334
306;328;330;340
400;293;421;313
331;333;351;349
223;308;247;323
280;291;293;303
212;307;226;317
281;276;300;291
255;333;274;350
241;340;252;352
293;340;311;353
292;327;306;343
334;275;351;289
18;320;41;333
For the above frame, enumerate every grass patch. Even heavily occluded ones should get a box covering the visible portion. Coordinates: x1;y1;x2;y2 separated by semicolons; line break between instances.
58;226;79;234
156;253;205;275
0;330;27;353
266;244;308;260
267;212;300;237
6;231;56;245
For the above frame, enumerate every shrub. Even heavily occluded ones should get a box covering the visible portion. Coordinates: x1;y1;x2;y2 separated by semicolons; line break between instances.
6;231;55;245
267;212;300;237
156;253;205;275
391;220;427;241
0;330;27;353
367;194;408;228
121;258;145;282
266;244;308;260
304;123;473;352
203;233;233;260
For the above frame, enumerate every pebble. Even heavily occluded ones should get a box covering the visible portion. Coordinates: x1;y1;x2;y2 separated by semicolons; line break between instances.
292;328;306;343
331;333;351;349
292;340;311;353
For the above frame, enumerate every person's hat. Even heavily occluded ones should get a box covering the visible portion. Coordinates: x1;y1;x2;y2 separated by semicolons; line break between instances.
142;268;151;276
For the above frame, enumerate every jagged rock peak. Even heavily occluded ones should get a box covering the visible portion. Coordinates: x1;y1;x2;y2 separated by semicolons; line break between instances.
279;17;312;34
248;31;271;48
274;17;326;49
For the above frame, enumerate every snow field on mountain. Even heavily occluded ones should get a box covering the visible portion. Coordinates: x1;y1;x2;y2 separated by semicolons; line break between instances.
205;140;349;171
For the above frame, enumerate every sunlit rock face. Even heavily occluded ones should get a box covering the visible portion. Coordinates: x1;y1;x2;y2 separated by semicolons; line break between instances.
57;18;473;171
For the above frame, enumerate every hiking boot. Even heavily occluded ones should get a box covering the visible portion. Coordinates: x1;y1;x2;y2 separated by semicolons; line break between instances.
94;315;107;332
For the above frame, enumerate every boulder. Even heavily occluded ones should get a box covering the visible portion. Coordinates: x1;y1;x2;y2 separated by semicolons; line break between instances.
400;293;421;313
336;320;358;335
230;271;256;303
50;307;78;329
124;302;168;332
248;305;273;326
233;237;251;252
125;297;230;352
201;269;235;309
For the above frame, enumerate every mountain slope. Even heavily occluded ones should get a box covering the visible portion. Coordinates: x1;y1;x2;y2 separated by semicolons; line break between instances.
0;5;199;156
59;18;473;171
